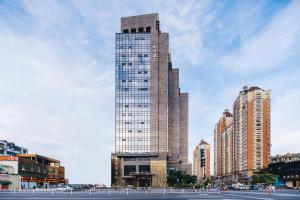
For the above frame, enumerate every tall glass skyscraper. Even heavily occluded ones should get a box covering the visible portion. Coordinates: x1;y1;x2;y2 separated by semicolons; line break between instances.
112;13;190;188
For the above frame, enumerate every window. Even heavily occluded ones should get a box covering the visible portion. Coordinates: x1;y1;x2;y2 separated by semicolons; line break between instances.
138;27;144;32
138;55;145;64
139;165;150;173
131;28;136;33
123;29;129;33
124;165;136;176
138;88;148;91
146;26;151;32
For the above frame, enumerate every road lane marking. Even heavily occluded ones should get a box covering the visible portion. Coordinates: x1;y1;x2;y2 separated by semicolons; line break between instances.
226;193;273;200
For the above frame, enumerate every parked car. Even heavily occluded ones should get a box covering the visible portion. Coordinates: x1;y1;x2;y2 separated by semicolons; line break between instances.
239;185;250;190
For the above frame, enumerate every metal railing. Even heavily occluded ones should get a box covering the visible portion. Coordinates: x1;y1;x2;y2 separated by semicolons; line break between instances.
0;188;219;196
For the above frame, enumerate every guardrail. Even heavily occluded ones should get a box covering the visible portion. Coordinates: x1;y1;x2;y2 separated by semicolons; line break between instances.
0;188;219;196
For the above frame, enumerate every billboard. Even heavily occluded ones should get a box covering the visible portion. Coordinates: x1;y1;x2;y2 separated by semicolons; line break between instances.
0;156;18;161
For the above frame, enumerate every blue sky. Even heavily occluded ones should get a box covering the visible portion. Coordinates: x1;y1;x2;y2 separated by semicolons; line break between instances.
1;0;300;185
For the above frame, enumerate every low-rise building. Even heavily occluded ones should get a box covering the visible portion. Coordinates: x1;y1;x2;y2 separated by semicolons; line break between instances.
0;154;65;189
269;153;300;188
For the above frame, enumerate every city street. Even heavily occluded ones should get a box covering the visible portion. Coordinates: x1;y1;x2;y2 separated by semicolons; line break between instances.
0;190;300;200
1;1;300;195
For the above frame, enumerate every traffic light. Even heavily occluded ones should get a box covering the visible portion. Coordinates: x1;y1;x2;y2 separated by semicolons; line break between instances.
201;158;205;167
200;149;205;167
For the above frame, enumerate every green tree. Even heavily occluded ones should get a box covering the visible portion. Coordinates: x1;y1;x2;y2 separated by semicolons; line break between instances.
252;174;276;185
167;170;197;187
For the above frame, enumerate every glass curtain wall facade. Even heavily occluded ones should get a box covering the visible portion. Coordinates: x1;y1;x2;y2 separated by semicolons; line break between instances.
116;33;151;154
112;13;189;188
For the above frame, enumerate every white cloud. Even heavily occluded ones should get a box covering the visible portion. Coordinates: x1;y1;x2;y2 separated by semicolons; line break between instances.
160;0;215;66
0;2;114;184
271;87;300;155
272;130;300;155
220;0;300;74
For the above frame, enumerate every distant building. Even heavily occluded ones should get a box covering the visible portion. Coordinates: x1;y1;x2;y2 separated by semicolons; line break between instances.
214;109;233;177
213;86;271;182
112;13;189;188
0;154;65;189
269;153;300;188
193;140;210;182
0;140;28;156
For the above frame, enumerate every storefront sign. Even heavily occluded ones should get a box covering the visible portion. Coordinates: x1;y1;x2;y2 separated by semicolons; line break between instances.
0;156;18;161
0;174;10;179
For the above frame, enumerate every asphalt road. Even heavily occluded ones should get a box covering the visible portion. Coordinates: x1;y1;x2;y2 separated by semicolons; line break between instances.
0;190;300;200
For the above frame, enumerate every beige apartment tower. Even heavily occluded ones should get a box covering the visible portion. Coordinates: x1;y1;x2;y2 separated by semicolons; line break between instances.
193;140;210;182
112;13;189;188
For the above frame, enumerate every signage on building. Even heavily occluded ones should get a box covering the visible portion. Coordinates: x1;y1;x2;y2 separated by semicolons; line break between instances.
0;156;18;161
152;44;157;60
0;174;10;179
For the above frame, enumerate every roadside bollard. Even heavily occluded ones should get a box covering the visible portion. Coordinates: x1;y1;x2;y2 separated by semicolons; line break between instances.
13;189;16;196
90;189;91;196
52;189;53;195
71;189;73;195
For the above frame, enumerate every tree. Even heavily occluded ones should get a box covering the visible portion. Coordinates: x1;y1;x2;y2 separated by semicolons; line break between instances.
252;174;276;185
167;170;197;187
167;170;178;186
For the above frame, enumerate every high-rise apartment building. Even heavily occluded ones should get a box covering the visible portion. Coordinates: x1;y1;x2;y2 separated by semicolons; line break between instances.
214;86;271;182
112;13;189;188
193;140;210;182
214;109;233;177
233;86;271;177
